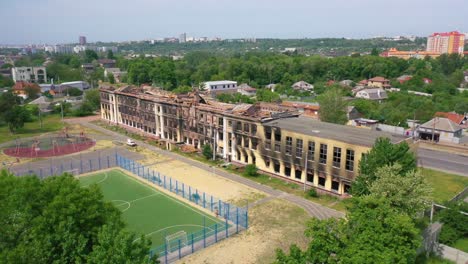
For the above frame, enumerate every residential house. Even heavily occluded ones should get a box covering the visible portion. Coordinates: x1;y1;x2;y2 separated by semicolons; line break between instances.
98;59;117;68
281;101;320;119
367;76;391;89
350;118;379;129
203;80;238;97
397;75;413;84
291;81;314;91
347;106;361;120
266;83;277;92
339;80;354;87
417;117;463;143
81;63;95;72
104;68;127;83
11;66;47;83
237;83;257;96
423;78;432;84
435;112;468;129
355;88;388;102
12;81;41;99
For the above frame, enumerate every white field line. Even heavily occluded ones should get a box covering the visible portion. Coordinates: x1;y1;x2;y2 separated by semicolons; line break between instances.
133;224;215;242
82;172;108;187
114;170;222;224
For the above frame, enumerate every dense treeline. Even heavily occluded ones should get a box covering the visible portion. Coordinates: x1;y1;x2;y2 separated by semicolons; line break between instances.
121;52;467;89
115;37;428;55
119;52;468;124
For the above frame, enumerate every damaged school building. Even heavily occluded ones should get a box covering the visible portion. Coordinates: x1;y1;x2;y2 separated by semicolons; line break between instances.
100;85;406;196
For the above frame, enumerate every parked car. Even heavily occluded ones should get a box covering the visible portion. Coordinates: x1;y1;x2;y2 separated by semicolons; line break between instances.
126;139;137;147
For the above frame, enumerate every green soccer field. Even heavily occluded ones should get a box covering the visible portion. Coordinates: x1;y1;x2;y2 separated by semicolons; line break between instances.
79;169;224;248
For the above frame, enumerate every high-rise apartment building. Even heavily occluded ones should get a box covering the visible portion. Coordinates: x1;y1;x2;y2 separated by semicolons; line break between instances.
426;31;465;54
79;36;87;45
179;33;186;43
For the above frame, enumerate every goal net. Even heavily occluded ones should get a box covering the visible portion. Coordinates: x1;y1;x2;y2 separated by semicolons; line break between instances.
165;231;188;252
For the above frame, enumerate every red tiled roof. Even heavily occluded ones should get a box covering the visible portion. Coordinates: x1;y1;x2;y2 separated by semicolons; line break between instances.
434;112;464;124
368;76;389;82
13;81;40;91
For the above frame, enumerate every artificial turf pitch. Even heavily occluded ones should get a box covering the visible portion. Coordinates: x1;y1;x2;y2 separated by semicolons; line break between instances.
79;169;224;248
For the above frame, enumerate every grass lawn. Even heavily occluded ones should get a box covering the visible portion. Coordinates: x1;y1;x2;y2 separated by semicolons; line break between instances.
0;114;64;144
420;168;468;203
79;169;224;250
452;238;468;253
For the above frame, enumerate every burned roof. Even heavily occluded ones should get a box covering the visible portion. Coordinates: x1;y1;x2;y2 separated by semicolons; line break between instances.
264;116;406;147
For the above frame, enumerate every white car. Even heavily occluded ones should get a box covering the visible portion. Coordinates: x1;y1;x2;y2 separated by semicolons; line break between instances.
126;139;137;147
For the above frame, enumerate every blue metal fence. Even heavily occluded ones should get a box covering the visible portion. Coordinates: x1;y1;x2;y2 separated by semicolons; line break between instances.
11;153;249;263
116;154;249;263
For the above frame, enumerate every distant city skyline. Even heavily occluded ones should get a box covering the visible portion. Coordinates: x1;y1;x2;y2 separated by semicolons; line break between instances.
2;0;467;45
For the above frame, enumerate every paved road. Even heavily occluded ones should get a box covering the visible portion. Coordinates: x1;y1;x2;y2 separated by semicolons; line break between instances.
417;148;468;177
77;121;344;219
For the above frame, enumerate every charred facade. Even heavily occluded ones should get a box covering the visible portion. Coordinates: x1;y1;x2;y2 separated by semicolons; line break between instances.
100;85;405;196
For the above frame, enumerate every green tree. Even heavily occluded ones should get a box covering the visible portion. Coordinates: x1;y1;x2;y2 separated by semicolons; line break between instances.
107;49;115;60
108;72;115;84
0;170;156;263
352;137;416;196
438;201;468;245
371;47;379;56
202;144;212;159
83;89;101;110
368;164;432;219
85;50;99;63
256;88;280;102
24;85;41;100
275;197;421;264
172;85;192;94
317;87;348;124
341;197;421;264
4;105;30;132
63;87;83;96
0;92;21;123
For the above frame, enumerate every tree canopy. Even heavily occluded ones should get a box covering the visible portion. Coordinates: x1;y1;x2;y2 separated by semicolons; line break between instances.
368;164;432;219
317;87;348;124
275;196;421;264
0;170;157;263
352;137;416;196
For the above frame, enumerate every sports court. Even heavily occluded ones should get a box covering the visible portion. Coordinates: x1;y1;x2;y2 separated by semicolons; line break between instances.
79;169;225;249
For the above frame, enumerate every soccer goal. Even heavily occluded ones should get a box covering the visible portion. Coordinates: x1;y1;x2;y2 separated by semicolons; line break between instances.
165;231;188;252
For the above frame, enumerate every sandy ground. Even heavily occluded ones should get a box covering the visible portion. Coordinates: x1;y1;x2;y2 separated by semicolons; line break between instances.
133;148;266;204
179;199;311;264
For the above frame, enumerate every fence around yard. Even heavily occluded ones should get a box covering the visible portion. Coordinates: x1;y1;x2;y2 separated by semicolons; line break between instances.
116;154;249;263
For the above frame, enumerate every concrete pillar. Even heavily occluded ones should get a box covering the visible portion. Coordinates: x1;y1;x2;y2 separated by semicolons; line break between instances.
223;117;228;159
159;107;165;139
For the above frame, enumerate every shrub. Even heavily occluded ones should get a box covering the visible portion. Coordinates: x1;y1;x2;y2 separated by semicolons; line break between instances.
308;188;318;198
244;164;258;177
439;225;459;245
202;144;212;159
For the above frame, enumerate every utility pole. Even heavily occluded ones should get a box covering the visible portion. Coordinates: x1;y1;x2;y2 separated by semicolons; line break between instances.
431;117;439;143
60;101;64;122
303;150;308;192
39;109;43;129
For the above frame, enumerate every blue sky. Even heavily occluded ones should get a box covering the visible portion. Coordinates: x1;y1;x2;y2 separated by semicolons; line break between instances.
1;0;467;44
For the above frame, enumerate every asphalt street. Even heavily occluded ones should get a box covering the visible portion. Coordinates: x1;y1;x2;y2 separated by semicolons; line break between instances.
417;148;468;177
